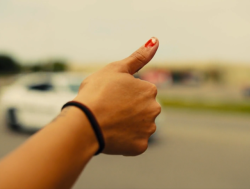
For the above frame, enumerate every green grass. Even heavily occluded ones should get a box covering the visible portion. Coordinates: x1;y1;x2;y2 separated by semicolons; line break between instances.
158;97;250;113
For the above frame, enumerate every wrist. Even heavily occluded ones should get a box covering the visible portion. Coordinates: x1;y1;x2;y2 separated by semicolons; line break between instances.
52;106;99;156
62;101;105;155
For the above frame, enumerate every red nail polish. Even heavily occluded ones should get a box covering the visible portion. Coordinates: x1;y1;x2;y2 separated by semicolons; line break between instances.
145;38;157;48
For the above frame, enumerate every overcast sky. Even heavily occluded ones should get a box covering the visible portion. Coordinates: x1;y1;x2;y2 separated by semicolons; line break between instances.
0;0;250;64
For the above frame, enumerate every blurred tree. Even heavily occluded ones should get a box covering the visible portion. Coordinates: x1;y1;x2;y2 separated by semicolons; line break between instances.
30;64;44;72
0;55;21;74
27;60;68;72
51;60;68;72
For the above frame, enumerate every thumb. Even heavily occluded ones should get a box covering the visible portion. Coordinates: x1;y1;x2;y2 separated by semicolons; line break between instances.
121;37;159;74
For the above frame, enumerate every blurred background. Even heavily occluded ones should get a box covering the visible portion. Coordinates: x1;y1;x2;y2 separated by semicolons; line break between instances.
1;0;250;188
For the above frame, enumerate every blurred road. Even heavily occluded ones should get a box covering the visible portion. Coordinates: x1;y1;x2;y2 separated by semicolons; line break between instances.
1;108;250;189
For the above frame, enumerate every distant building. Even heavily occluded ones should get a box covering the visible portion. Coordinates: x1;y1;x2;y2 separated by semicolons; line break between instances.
140;69;172;88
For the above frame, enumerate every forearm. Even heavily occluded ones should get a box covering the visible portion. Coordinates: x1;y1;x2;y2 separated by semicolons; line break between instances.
0;107;98;189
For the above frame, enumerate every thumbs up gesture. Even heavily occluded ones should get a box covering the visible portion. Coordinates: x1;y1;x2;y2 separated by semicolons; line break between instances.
75;37;161;156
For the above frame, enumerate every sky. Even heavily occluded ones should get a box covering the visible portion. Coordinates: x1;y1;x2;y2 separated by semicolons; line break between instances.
0;0;250;64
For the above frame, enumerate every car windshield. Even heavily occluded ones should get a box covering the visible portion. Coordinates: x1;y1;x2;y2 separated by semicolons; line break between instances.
52;74;86;94
67;76;84;93
68;84;80;93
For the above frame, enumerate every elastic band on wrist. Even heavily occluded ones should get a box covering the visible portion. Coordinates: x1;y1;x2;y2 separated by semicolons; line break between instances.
62;101;105;155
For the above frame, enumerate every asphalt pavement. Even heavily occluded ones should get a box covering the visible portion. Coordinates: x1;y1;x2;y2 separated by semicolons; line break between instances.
1;108;250;189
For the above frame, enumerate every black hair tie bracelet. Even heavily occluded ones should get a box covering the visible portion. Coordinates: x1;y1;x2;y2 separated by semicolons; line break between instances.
62;101;105;155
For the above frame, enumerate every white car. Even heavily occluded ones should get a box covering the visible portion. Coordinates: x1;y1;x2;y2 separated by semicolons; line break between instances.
0;72;86;132
0;72;162;140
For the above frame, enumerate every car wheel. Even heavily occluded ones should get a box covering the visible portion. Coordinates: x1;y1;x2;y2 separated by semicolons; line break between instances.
6;108;22;131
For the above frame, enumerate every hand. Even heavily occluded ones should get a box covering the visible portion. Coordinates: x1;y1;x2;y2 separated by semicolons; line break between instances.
74;37;161;156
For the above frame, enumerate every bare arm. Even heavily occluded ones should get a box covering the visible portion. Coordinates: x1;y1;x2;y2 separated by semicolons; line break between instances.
0;37;160;189
0;106;98;189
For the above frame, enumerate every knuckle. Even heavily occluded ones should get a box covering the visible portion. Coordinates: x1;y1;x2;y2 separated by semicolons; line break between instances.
155;103;162;115
136;142;148;155
148;124;157;135
149;84;158;96
151;102;161;117
130;50;147;65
